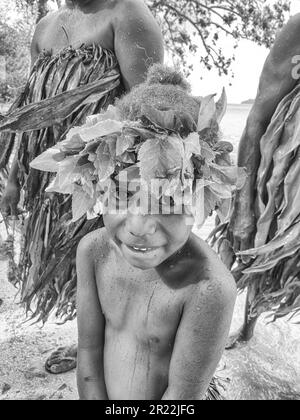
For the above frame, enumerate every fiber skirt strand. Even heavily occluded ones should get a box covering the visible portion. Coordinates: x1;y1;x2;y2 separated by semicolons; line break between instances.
0;44;124;323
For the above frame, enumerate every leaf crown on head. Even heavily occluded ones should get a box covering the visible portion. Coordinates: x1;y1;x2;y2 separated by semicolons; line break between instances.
30;65;246;225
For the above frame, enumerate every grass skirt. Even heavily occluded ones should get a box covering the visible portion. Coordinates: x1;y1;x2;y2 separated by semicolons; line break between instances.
0;44;123;323
210;85;300;322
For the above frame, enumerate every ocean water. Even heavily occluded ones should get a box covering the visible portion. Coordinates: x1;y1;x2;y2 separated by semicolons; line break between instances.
220;103;252;162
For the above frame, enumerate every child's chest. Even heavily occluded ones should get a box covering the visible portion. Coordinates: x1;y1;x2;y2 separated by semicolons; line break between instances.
96;256;185;346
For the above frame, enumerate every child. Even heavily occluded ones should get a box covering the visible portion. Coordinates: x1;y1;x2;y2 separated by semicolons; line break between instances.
31;65;243;400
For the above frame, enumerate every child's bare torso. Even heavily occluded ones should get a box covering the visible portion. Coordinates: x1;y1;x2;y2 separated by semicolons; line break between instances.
93;231;205;400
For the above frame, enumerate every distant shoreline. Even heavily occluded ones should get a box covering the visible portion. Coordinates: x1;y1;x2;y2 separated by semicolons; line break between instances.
228;102;253;106
241;99;255;105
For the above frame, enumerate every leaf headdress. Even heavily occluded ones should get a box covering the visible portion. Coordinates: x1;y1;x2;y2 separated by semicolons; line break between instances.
31;87;246;226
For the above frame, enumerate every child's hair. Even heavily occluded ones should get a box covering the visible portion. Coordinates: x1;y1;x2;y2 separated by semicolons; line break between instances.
117;64;201;124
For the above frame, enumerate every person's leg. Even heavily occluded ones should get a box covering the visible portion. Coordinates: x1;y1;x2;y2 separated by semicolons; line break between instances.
226;282;259;349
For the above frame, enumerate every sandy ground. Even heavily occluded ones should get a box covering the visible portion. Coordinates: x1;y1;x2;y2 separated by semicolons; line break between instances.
0;251;299;401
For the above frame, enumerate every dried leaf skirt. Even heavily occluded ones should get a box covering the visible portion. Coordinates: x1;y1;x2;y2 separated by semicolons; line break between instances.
211;84;300;321
0;45;123;323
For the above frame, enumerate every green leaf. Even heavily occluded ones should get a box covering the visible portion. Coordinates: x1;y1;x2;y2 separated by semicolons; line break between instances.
94;138;117;182
85;105;122;126
45;175;65;194
210;163;247;188
215;88;227;123
216;198;232;222
200;140;215;162
161;176;182;198
118;151;136;164
76;154;92;167
80;169;96;199
141;104;176;131
116;132;136;156
138;135;184;181
30;147;60;173
53;152;67;162
72;186;96;222
213;140;233;155
193;181;206;227
60;126;85;152
209;182;232;200
197;94;216;132
79;119;124;142
183;132;201;159
193;180;232;227
57;156;80;194
115;165;140;184
203;186;219;216
123;125;155;141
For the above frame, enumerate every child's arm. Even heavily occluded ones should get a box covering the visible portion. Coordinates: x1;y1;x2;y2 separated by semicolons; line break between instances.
76;235;108;400
113;0;164;91
162;274;237;400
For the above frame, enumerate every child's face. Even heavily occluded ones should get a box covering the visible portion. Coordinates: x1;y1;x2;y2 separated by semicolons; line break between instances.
103;211;193;270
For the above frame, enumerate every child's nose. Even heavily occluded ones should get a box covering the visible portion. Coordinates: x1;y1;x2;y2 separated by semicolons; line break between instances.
126;214;156;237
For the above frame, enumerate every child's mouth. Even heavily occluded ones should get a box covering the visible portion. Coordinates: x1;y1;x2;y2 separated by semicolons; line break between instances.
126;245;158;254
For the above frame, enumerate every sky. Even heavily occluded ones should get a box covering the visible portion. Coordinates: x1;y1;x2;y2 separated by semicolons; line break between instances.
189;0;300;103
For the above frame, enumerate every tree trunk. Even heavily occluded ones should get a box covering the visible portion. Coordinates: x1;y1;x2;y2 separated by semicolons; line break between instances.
36;0;49;23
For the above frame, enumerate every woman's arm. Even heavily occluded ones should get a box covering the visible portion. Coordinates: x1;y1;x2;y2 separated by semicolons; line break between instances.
76;235;108;400
113;0;164;91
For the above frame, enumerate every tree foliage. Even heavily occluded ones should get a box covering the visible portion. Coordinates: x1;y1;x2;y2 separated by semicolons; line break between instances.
0;0;35;101
147;0;291;75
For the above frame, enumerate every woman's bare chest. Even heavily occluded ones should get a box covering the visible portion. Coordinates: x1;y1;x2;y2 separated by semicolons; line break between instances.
38;10;114;54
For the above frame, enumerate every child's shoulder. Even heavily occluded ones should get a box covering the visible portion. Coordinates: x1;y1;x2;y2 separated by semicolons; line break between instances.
186;234;237;308
77;227;111;264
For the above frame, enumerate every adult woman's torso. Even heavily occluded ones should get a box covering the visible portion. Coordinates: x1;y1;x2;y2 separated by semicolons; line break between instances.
35;3;117;56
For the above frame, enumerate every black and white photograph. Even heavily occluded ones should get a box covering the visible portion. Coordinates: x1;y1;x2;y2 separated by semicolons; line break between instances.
0;0;299;402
